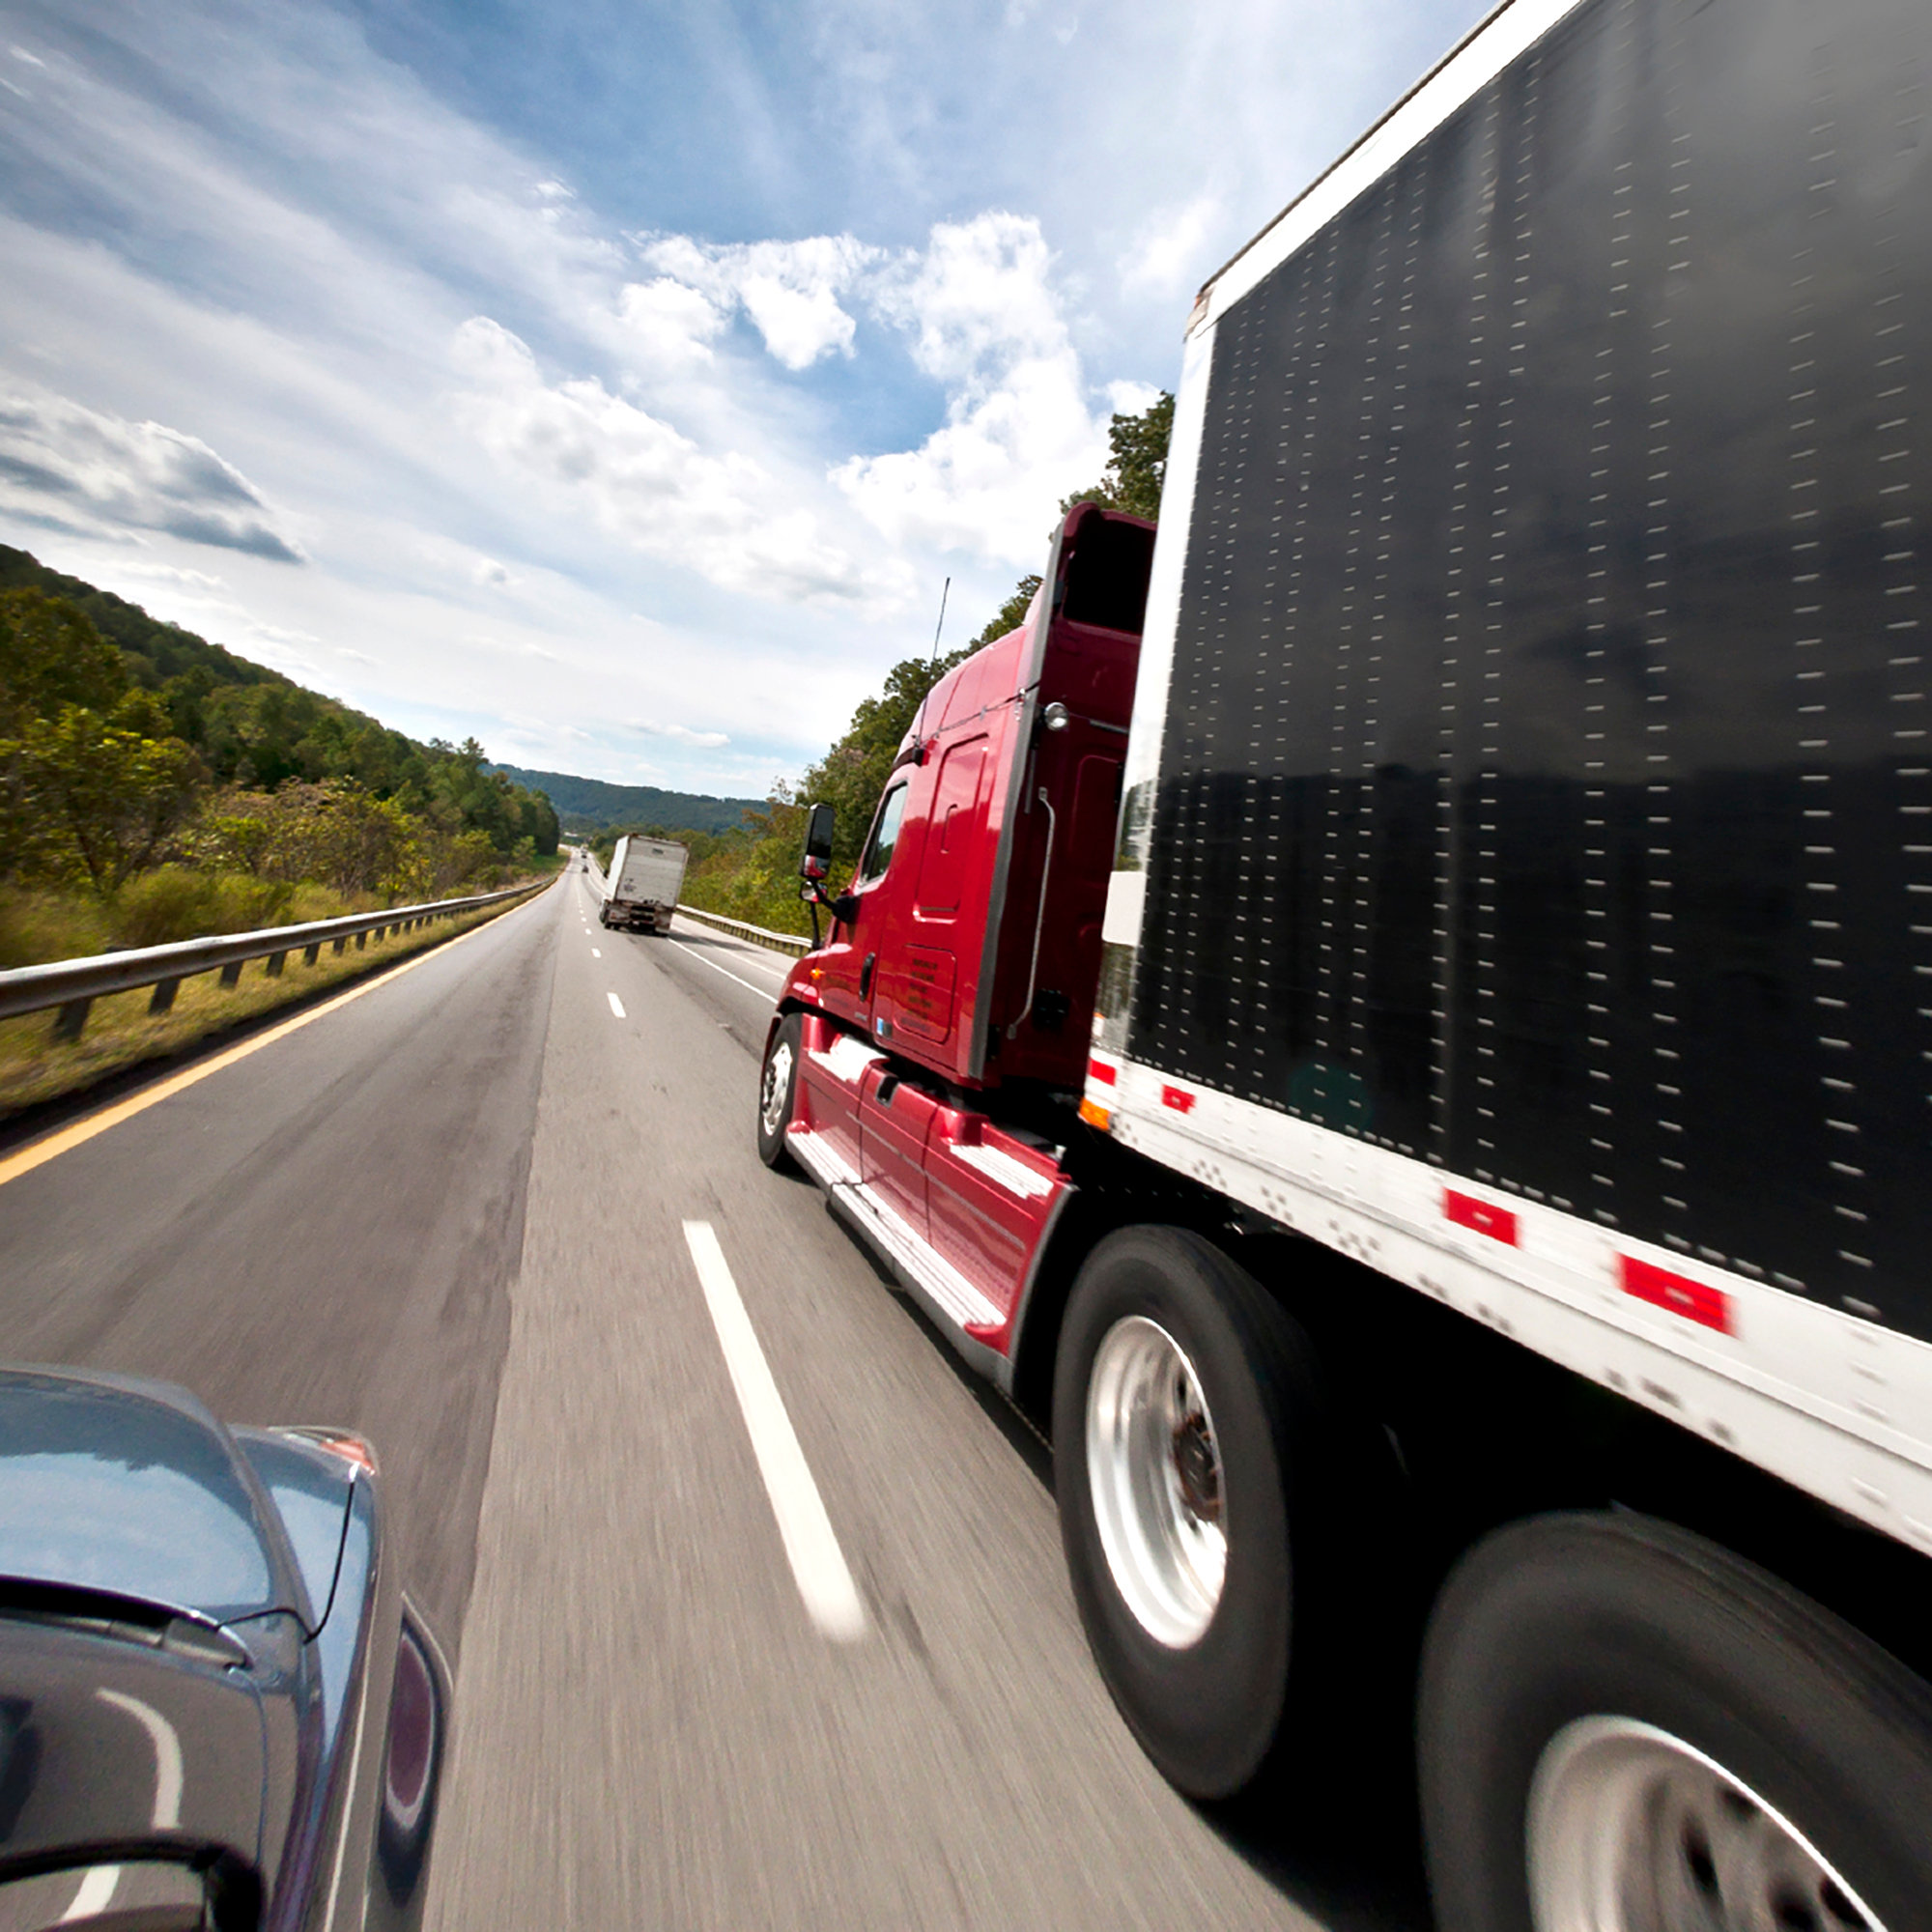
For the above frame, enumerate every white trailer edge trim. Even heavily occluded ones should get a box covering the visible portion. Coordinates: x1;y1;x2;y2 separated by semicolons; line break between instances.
1093;1059;1932;1559
1196;0;1591;337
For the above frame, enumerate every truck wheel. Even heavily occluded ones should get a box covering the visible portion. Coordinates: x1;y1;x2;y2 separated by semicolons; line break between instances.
1052;1226;1335;1799
757;1013;803;1171
1419;1512;1932;1932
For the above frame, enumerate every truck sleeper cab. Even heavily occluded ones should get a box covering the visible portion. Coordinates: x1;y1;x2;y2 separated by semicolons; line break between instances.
763;503;1150;1364
761;0;1932;1916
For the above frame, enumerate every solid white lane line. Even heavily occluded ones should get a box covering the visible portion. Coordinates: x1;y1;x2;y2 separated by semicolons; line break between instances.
666;940;782;1000
607;991;626;1018
681;1220;867;1642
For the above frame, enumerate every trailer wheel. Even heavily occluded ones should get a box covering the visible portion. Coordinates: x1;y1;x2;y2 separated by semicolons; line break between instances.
1419;1512;1932;1932
756;1012;803;1171
1052;1226;1334;1799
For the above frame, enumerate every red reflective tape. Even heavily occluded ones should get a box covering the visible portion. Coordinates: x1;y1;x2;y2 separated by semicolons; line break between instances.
1087;1058;1118;1087
1621;1255;1733;1335
1444;1189;1519;1246
1160;1085;1195;1114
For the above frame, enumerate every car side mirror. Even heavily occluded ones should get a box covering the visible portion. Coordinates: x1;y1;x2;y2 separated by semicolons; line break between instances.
800;802;836;883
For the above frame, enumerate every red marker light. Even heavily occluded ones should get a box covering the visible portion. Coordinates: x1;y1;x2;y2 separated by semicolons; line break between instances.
1621;1255;1733;1335
1444;1189;1519;1246
1161;1085;1195;1114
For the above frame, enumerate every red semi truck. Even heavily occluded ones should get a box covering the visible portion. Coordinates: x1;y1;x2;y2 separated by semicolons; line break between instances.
759;0;1932;1920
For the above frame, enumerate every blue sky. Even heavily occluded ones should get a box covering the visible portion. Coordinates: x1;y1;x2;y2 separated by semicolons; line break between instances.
0;0;1487;796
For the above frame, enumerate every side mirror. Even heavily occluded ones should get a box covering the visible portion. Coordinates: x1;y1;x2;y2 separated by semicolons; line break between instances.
801;801;836;882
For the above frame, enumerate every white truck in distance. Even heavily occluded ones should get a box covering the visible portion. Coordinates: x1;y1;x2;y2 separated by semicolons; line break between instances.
599;836;688;935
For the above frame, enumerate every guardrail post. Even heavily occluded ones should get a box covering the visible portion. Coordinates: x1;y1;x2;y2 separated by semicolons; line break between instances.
148;978;181;1016
332;936;347;954
303;943;321;966
356;931;367;951
266;952;286;977
220;961;243;988
53;998;91;1042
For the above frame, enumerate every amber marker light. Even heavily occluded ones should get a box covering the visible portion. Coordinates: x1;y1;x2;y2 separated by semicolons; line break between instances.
1078;1097;1111;1131
298;1430;380;1476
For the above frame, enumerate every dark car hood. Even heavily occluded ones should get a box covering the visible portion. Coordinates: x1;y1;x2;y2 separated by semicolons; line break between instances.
0;1367;303;1626
0;1615;268;1873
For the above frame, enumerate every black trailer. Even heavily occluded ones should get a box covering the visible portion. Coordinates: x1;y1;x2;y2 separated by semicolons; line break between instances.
1065;0;1932;1920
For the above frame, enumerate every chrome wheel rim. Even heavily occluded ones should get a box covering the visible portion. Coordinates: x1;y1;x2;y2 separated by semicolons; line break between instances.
1085;1315;1226;1648
1528;1716;1885;1932
759;1039;794;1139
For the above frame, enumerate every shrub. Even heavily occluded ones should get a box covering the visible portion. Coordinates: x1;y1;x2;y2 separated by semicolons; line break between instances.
0;888;110;968
109;867;297;949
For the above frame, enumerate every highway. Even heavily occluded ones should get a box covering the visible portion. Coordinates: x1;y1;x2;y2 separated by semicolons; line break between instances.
0;870;1425;1931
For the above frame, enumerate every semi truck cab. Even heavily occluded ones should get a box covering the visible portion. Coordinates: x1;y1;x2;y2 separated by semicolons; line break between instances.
763;503;1151;1359
797;501;1151;1094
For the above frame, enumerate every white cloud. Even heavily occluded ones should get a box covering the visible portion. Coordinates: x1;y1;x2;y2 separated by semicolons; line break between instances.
0;385;305;560
834;213;1112;564
633;233;879;371
612;276;726;372
629;719;730;749
1119;192;1224;298
111;560;231;592
450;316;909;609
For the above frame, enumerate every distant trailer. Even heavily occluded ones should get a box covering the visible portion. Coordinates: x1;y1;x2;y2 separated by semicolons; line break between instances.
600;836;687;935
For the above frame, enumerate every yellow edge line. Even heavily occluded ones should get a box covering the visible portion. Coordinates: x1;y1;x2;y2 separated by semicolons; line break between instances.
0;886;549;1190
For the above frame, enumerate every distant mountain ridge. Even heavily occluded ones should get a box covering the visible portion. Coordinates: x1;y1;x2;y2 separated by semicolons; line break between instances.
484;764;761;837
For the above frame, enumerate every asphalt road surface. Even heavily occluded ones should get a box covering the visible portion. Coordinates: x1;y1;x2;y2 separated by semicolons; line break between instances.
0;871;1428;1931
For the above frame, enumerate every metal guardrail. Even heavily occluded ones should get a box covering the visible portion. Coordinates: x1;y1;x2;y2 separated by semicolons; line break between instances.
672;903;811;959
0;879;550;1040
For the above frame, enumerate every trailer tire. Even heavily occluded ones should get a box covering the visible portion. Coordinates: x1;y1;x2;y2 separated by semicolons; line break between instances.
757;1012;803;1172
1052;1226;1336;1800
1419;1511;1932;1932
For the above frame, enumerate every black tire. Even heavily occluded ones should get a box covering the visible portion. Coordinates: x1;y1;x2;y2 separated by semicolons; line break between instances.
757;1012;803;1171
1419;1512;1932;1932
1051;1226;1338;1800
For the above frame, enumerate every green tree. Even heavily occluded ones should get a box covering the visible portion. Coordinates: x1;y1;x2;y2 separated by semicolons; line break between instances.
8;699;206;894
0;588;128;735
798;646;977;875
965;576;1043;651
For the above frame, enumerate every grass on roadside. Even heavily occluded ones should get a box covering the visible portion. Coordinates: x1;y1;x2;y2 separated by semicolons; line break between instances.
0;893;535;1122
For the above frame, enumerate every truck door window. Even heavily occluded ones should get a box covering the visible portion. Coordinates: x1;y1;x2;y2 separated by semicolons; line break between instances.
859;781;909;886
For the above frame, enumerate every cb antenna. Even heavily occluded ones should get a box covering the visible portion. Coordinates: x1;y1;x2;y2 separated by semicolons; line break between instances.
928;576;951;665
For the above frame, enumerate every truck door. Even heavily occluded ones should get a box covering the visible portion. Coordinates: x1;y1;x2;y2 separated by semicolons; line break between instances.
800;780;911;1158
884;732;993;1050
812;777;911;1034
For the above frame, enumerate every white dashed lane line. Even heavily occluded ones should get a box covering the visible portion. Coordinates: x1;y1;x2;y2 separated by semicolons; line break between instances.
591;948;601;957
607;992;626;1019
681;1220;866;1642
